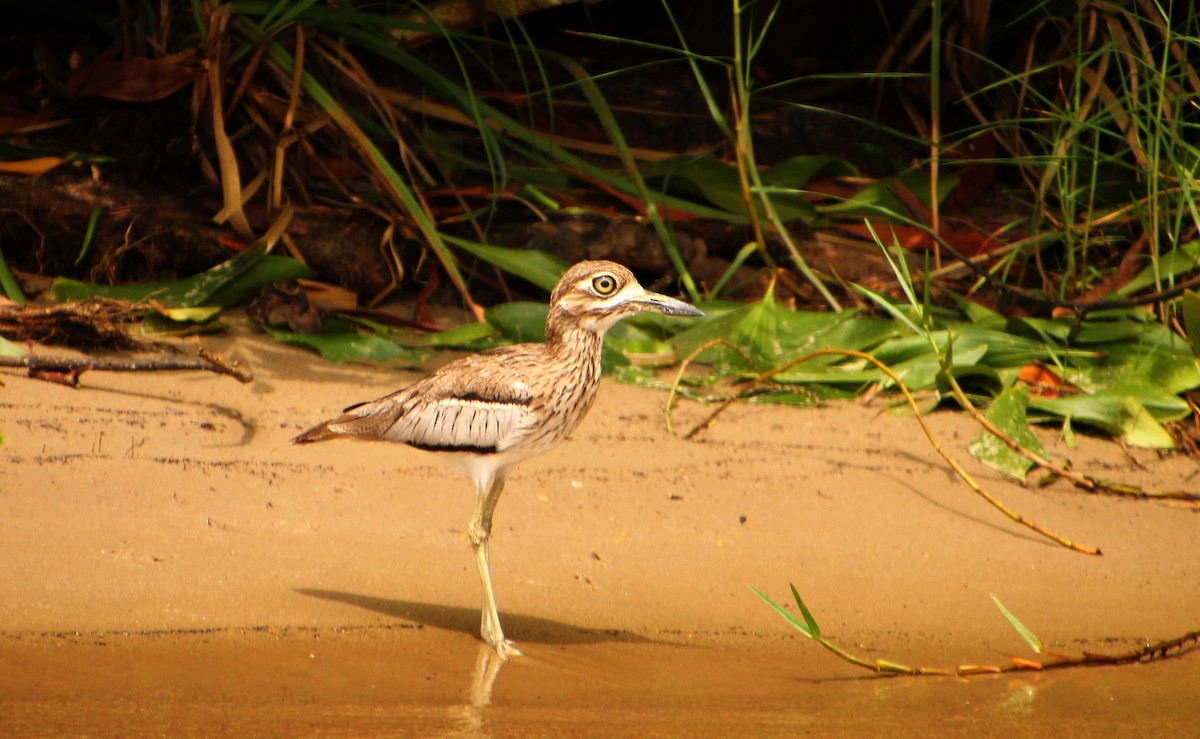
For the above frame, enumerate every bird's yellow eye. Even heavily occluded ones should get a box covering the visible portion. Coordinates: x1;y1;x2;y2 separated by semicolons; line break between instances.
592;274;618;295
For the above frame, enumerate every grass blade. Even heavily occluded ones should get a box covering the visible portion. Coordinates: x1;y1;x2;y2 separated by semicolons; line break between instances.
990;594;1043;654
0;245;27;305
750;585;817;639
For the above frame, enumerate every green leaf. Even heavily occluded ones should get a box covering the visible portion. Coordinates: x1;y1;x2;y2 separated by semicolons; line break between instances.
762;155;857;188
643;155;745;213
445;237;568;292
668;290;787;373
425;321;500;349
0;243;27;305
643;155;820;223
1117;240;1200;296
750;585;818;640
822;170;958;216
736;282;781;368
947;292;1006;329
990;594;1043;654
485;302;547;343
777;310;894;361
153;306;223;323
1074;349;1200;396
1116;397;1177;448
0;335;25;357
1031;392;1179;448
51;245;311;310
970;385;1046;480
1182;290;1200;356
789;583;822;639
261;325;417;363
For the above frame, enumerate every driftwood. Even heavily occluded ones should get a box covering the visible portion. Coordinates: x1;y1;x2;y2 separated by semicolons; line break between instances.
0;297;144;349
0;298;251;386
0;348;251;387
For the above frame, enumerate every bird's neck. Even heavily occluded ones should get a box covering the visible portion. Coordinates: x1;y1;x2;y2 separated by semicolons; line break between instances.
544;309;605;363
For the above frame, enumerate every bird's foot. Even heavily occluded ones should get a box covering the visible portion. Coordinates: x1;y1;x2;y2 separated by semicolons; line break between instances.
484;634;523;661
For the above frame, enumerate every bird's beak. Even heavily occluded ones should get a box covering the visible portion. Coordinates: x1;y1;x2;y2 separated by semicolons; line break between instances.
628;289;705;317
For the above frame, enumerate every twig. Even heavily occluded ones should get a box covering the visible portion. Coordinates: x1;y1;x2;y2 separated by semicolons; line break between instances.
0;348;253;385
666;344;1100;555
755;585;1200;676
663;338;754;437
941;371;1200;503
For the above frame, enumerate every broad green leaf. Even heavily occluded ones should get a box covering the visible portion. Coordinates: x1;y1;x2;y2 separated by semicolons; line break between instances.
1072;317;1169;345
425;321;500;349
154;306;222;323
873;324;1076;370
945;362;1005;397
948;292;1006;329
745;389;825;406
772;361;885;386
1070;349;1200;396
643;155;742;209
0;244;27;305
445;237;568;292
261;325;417;363
600;341;631;372
141;313;226;337
610;363;656;387
970;385;1046;480
890;341;988;390
668;293;785;372
1031;392;1180;448
822;170;958;216
762;155;857;187
735;282;781;368
668;303;756;371
1182;289;1200;356
1117;240;1200;296
777;310;895;362
1016;308;1158;345
990;594;1043;654
643;155;818;223
745;186;818;223
1116;397;1176;448
0;335;25;357
622;311;701;339
606;335;678;365
485;302;547;343
51;245;311;309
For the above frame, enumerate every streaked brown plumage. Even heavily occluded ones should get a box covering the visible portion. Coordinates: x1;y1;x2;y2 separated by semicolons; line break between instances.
293;260;703;658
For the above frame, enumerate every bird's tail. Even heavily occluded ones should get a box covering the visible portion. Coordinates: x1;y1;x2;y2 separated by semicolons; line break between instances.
292;399;405;444
291;423;339;444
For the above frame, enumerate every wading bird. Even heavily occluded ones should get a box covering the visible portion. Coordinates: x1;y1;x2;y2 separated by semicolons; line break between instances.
293;260;703;658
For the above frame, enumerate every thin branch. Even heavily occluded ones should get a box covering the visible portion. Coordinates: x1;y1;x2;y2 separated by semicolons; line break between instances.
941;371;1200;503
667;344;1100;555
756;585;1200;677
0;348;253;385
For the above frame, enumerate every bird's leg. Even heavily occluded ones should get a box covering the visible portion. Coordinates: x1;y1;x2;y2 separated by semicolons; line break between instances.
468;472;521;659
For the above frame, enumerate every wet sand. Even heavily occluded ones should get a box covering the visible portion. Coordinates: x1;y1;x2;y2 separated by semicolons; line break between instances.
2;322;1198;735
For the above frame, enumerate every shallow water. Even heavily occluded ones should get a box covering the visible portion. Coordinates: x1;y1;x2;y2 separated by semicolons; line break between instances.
3;626;1197;737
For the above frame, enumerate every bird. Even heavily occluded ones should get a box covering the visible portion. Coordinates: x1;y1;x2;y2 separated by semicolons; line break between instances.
292;260;703;659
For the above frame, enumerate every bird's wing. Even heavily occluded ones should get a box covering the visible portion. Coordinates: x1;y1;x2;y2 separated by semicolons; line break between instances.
381;388;536;454
297;350;541;453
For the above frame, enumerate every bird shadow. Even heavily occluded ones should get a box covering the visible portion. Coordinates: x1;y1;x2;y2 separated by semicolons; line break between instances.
295;588;659;647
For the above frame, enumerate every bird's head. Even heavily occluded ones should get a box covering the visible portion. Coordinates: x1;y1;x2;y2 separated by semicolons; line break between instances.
548;260;704;334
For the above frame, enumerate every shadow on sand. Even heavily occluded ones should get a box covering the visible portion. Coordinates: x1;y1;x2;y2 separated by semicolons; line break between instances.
294;588;659;647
